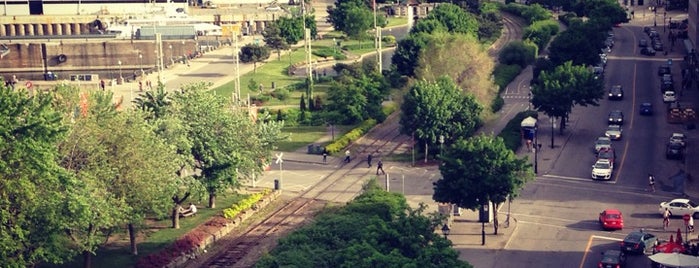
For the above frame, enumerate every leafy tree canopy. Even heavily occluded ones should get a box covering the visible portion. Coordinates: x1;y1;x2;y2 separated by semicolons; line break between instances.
256;180;473;268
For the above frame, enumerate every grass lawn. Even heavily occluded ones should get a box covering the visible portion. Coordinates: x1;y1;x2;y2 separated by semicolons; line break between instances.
276;124;355;152
47;192;247;268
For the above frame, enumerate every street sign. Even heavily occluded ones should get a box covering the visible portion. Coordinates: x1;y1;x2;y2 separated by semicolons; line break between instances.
275;153;283;164
684;214;691;225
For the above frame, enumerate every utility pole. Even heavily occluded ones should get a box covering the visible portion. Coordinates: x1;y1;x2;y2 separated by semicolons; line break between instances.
155;33;164;85
373;0;381;72
233;34;241;103
302;0;313;104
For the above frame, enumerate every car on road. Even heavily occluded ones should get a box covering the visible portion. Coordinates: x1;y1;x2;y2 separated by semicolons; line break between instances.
599;209;623;230
670;133;687;147
641;47;656;56
666;142;685;160
663;91;677;103
653;41;664;51
592;159;613;180
597;147;616;167
599;249;626;268
605;125;622;140
594;137;613;153
640;102;653;115
659;199;699;218
608;85;624;100
658;65;671;76
620;231;657;254
608;110;624;125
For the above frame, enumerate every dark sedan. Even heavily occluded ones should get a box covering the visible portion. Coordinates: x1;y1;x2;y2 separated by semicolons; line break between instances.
620;231;657;254
608;110;624;125
666;142;685;160
599;250;626;268
640;103;653;115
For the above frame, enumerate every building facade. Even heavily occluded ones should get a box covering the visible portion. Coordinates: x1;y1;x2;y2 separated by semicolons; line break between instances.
1;0;188;16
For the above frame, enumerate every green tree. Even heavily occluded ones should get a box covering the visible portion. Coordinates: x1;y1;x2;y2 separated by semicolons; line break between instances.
325;64;388;124
277;16;304;45
531;61;603;140
498;40;537;68
257;180;473;268
132;83;171;119
433;135;534;235
548;22;606;66
392;32;431;76
169;83;275;208
422;3;479;36
262;21;290;61
400;76;482;162
0;86;82;267
477;10;503;42
239;43;271;73
328;0;373;45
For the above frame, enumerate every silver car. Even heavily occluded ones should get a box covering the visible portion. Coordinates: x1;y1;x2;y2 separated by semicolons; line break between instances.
594;137;612;153
605;125;622;140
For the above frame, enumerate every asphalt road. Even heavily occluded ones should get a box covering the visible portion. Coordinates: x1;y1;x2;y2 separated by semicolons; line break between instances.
498;12;697;267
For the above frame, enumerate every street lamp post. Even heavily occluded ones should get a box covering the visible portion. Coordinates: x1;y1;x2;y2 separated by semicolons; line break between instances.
138;53;143;76
441;224;450;239
117;60;122;84
168;44;173;66
439;135;445;157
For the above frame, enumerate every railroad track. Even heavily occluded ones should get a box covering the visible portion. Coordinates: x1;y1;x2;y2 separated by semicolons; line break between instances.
188;114;412;268
489;13;526;59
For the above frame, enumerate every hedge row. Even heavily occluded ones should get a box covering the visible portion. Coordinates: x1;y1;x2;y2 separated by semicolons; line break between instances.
222;189;272;219
325;119;377;154
523;19;559;51
493;64;522;92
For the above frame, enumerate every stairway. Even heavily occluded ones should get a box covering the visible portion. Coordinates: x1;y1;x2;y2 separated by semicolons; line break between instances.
310;0;335;37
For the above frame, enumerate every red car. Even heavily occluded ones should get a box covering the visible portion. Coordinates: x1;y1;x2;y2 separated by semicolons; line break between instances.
599;209;624;230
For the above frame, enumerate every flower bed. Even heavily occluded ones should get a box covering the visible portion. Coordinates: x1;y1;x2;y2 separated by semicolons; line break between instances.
135;189;279;268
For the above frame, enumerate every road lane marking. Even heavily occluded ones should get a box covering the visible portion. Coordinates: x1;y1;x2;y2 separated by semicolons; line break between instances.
503;220;519;249
542;174;616;184
615;63;636;184
511;213;578;223
516;219;568;229
579;235;624;268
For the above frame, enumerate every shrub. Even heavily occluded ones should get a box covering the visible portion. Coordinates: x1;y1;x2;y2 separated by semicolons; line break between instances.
222;189;272;220
382;35;396;47
491;95;504;113
492;64;522;92
498;41;537;68
502;3;551;25
272;88;290;101
325;119;377;154
523;19;559;51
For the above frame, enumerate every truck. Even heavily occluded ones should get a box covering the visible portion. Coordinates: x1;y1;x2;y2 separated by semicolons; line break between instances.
667;102;696;124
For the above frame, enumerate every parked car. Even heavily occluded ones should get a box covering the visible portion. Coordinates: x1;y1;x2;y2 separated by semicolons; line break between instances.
641;47;656;56
620;231;657;254
659;199;699;218
594;137;613;153
608;110;624;125
666;141;685;160
669;133;687;147
605;125;622;140
592;159;613;180
597;147;616;167
599;250;626;268
663;91;677;103
640;102;653;115
599;209;623;230
608;85;624;100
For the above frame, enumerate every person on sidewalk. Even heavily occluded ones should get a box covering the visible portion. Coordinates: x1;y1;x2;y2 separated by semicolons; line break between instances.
663;208;671;230
367;153;373;168
648;174;656;192
322;149;328;164
344;150;351;163
376;160;385;175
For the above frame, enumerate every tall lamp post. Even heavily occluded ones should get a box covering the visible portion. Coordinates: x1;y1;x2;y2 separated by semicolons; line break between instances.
439;135;445;157
138;53;143;76
117;60;122;84
168;44;173;66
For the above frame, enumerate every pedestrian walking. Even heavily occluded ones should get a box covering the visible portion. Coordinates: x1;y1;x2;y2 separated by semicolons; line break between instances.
322;149;328;164
648;174;656;192
138;81;143;92
344;150;351;163
376;160;385;175
100;79;105;91
367;153;373;168
690;216;695;233
663;208;671;230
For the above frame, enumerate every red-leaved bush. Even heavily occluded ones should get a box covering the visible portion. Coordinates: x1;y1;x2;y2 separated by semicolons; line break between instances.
136;229;210;268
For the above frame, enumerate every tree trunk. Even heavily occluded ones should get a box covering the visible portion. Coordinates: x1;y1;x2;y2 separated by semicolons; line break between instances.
277;49;281;61
493;203;499;235
128;223;138;255
83;250;92;268
209;192;216;208
559;116;566;134
172;206;181;229
424;141;428;163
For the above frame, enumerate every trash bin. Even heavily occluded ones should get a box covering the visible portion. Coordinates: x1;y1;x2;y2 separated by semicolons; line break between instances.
274;179;280;190
271;81;276;89
307;144;314;154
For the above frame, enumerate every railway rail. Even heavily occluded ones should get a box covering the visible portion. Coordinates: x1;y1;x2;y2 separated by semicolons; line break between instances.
186;114;412;268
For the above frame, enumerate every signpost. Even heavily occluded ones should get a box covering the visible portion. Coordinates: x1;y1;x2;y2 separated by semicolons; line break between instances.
275;153;283;190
